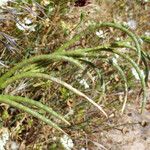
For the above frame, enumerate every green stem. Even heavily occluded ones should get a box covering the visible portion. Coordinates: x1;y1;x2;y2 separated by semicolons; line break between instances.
110;59;128;114
0;94;70;125
0;55;84;86
0;96;66;134
1;72;108;117
57;22;141;60
61;47;146;112
111;49;147;112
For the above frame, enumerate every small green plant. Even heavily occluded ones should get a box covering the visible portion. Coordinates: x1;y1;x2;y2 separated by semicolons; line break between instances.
0;20;149;134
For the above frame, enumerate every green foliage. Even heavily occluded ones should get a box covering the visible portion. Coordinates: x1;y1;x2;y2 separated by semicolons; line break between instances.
0;0;149;135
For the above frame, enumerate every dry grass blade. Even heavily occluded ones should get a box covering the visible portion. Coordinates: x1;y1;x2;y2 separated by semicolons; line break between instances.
49;75;108;117
0;72;108;117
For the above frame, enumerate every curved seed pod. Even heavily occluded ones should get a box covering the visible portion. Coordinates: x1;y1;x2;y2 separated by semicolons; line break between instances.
111;41;150;84
0;97;66;134
109;58;128;114
56;22;142;61
61;46;146;112
0;72;108;117
0;95;70;125
0;55;93;87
